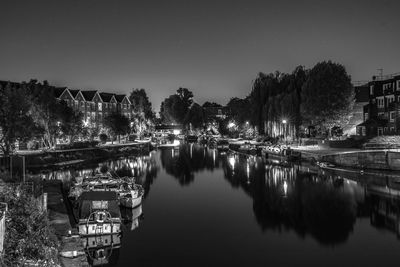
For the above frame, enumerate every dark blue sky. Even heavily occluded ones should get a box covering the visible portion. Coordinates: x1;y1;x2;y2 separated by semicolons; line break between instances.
1;0;399;111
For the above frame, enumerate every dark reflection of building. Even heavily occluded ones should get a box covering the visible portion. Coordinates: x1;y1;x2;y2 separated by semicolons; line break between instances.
367;184;400;238
160;144;221;186
82;234;121;266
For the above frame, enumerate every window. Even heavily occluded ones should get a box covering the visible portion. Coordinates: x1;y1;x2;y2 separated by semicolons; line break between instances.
397;80;400;90
377;97;384;108
370;85;374;95
378;127;383;136
98;103;102;111
378;112;384;118
384;127;388;133
390;111;395;122
364;113;369;121
390;127;395;133
362;127;366;136
81;101;85;108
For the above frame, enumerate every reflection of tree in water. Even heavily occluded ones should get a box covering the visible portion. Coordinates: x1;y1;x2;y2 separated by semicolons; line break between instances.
222;155;357;245
160;144;220;186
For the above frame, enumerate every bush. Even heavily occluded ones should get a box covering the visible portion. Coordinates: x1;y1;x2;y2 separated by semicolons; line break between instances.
1;184;60;266
99;133;108;144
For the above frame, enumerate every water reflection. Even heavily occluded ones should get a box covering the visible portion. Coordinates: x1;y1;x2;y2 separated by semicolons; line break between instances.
159;145;221;186
160;144;400;246
27;144;400;265
27;154;158;266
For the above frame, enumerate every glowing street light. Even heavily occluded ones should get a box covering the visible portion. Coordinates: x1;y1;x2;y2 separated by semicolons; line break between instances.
282;119;287;124
227;122;236;128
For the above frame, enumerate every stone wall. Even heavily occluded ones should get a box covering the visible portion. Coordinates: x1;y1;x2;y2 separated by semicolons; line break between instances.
321;150;400;170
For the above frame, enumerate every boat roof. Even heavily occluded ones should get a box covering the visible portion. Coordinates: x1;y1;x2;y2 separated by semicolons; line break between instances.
80;191;118;201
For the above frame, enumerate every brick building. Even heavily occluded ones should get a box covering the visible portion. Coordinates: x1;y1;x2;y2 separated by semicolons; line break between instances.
357;73;400;137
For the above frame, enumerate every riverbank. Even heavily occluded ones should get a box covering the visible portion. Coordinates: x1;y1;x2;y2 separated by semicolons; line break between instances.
293;146;400;171
5;141;153;172
44;180;89;267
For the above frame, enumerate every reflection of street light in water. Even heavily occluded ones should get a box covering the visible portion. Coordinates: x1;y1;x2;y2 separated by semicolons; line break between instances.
246;163;250;184
228;155;235;170
283;180;288;196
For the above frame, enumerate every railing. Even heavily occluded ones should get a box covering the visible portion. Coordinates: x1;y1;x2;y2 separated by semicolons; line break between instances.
372;72;400;81
0;202;7;256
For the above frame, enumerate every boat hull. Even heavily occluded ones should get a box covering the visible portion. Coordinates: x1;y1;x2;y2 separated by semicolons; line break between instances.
120;195;142;208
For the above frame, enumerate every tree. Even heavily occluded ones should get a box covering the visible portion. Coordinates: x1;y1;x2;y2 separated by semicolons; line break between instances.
58;104;84;143
184;103;205;130
159;88;194;125
103;112;130;143
0;82;41;155
202;102;222;108
129;89;155;136
301;61;354;133
226;97;251;126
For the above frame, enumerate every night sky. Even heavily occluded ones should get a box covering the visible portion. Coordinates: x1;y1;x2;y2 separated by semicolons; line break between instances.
1;0;399;111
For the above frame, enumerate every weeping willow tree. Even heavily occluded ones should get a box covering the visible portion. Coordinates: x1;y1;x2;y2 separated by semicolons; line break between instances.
249;66;306;139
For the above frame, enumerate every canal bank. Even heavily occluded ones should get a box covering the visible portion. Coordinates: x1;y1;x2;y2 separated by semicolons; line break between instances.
44;180;89;267
293;146;400;171
2;141;152;176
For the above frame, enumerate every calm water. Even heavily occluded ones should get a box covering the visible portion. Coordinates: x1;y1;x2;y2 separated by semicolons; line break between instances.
31;144;400;266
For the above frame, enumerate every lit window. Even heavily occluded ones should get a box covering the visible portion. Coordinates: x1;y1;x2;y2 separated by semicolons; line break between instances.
390;111;395;122
98;103;102;111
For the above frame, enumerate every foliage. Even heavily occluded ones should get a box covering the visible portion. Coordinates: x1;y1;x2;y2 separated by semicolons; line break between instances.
0;82;42;155
28;80;84;148
99;133;108;143
129;88;155;121
202;102;222;108
301;61;355;131
248;66;306;137
129;89;155;136
159;88;193;125
1;184;59;266
103;112;130;142
183;103;205;130
226;97;251;126
58;103;84;143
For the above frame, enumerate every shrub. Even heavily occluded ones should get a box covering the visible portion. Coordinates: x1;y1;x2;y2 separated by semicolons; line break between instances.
99;133;108;144
1;184;60;266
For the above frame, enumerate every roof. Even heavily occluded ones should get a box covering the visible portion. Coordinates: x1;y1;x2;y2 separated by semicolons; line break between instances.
78;191;120;219
53;87;67;98
80;191;118;201
357;118;387;127
99;92;116;102
81;90;97;101
115;94;127;103
69;89;81;98
155;124;183;130
354;85;369;103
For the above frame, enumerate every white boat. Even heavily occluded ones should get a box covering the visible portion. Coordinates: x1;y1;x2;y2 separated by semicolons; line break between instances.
119;184;144;208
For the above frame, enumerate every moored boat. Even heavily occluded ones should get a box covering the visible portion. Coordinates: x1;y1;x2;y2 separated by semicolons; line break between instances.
76;191;122;237
119;184;144;208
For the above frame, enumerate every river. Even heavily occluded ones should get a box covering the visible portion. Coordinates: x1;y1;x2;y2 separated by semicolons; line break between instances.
29;143;400;266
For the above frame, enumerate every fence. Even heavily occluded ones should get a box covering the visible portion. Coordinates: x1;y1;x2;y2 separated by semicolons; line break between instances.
0;202;7;256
